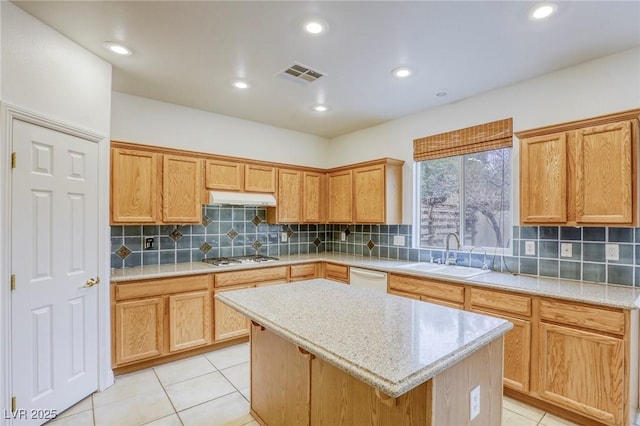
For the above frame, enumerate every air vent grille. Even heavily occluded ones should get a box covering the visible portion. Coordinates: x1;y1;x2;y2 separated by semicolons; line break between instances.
279;63;324;83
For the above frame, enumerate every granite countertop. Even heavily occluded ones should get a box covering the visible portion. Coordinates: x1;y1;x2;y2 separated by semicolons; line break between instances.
216;279;512;397
111;253;640;309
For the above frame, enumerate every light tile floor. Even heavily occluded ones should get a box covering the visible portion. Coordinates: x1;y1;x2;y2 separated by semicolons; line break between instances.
50;342;580;426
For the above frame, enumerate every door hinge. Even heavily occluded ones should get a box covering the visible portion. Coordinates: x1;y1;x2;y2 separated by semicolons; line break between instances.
11;152;16;169
11;396;16;413
10;274;15;291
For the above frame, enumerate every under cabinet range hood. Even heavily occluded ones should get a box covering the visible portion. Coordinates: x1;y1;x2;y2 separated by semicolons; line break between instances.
208;191;276;207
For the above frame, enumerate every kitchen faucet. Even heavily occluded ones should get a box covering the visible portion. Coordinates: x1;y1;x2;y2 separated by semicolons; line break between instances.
444;233;461;265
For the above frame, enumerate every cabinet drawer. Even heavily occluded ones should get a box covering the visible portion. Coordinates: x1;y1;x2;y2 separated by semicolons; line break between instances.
388;289;420;300
289;263;319;282
389;274;464;303
324;263;349;283
539;298;625;335
470;288;532;317
215;266;288;288
115;274;210;301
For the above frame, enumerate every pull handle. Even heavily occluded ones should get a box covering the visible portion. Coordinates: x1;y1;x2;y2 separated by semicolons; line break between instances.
350;268;387;279
82;277;100;288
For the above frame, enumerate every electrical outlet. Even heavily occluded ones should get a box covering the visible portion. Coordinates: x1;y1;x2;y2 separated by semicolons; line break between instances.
341;232;346;241
144;237;155;250
606;243;619;261
560;243;572;257
525;240;536;256
470;385;480;421
393;235;405;246
280;232;287;242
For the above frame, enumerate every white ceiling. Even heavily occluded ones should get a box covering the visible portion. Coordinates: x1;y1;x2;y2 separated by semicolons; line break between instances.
12;1;640;138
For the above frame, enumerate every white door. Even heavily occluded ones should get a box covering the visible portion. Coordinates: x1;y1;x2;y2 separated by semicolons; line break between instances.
11;120;99;424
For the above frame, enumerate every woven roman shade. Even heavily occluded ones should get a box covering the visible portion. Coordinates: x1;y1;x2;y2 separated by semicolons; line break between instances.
413;118;513;161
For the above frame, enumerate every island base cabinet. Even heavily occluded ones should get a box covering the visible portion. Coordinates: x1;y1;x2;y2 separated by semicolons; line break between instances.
250;323;504;426
538;322;624;425
250;323;310;426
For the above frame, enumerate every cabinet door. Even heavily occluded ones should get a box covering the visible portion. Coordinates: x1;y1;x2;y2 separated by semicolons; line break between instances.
289;263;320;282
353;165;385;223
251;323;311;426
114;297;164;365
327;170;353;223
277;169;302;223
205;160;243;190
168;291;212;352
111;148;159;224
245;165;276;193
163;155;202;223
214;286;252;341
303;171;325;223
520;133;567;223
538;322;624;425
473;309;531;392
576;121;633;224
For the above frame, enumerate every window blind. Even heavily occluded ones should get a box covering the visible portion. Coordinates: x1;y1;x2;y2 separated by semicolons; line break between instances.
413;118;513;161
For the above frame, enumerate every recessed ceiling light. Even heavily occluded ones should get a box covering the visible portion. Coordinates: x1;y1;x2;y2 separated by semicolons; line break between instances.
312;104;331;112
392;67;412;78
435;90;448;97
303;19;328;35
102;41;132;56
232;80;250;89
529;2;557;20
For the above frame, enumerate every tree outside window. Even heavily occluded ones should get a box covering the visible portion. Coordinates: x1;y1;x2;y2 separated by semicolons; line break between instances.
418;148;511;251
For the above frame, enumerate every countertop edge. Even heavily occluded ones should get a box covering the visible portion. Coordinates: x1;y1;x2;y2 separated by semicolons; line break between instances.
215;290;513;397
111;254;640;310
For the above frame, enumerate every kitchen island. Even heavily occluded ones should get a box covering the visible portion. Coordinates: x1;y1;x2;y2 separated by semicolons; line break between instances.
216;279;513;426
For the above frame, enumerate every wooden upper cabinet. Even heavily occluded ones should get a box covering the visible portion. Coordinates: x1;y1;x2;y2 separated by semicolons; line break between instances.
303;171;326;223
163;155;202;223
276;169;303;223
205;159;244;191
517;110;639;226
111;148;159;224
353;165;385;223
327;170;353;223
245;164;276;193
519;133;567;224
575;121;633;224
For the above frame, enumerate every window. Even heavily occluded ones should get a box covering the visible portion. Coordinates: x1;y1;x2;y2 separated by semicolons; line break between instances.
416;148;512;252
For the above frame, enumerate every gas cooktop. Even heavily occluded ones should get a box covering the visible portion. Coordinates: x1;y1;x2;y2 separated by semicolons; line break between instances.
202;255;278;266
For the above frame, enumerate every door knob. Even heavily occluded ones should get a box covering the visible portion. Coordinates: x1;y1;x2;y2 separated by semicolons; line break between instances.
83;277;100;288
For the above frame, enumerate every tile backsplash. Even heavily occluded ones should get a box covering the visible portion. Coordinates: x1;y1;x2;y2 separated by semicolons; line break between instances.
111;212;640;287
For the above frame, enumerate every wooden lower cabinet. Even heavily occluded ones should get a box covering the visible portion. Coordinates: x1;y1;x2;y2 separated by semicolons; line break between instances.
289;263;320;282
169;291;212;352
114;297;164;365
323;262;349;283
214;285;252;341
538;322;624;425
250;322;311;426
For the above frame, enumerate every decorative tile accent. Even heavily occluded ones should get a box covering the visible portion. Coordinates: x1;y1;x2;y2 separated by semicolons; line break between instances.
201;215;212;226
313;238;322;247
227;228;238;240
286;226;294;238
367;240;375;250
169;228;183;242
115;245;132;259
252;240;262;250
251;216;262;227
200;242;212;253
344;227;351;237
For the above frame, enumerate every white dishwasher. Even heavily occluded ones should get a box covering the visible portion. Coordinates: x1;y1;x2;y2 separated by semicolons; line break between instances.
349;267;388;293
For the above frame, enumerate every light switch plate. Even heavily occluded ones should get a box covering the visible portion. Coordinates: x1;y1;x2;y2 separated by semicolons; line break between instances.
393;235;405;246
470;385;480;420
280;232;287;242
560;243;572;257
606;244;619;261
525;240;536;256
341;232;346;241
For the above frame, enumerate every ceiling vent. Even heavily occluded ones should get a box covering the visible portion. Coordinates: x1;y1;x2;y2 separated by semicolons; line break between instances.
279;63;325;83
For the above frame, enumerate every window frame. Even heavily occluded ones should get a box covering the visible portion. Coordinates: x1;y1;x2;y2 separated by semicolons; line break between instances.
412;148;513;256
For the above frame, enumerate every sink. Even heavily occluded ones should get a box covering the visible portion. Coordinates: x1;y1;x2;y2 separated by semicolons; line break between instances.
395;262;490;279
396;262;447;272
430;265;491;279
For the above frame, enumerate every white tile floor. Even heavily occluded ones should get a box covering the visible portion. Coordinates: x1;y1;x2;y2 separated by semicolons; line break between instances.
50;342;580;426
